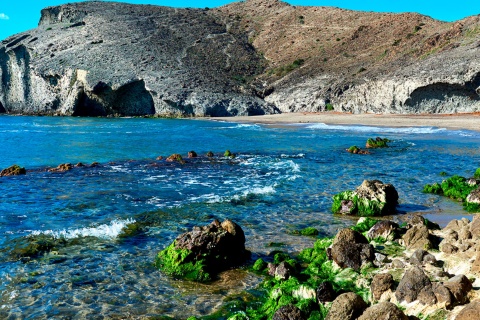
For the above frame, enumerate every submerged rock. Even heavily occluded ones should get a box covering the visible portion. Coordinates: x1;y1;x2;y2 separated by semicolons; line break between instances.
166;154;184;163
346;146;370;154
0;164;26;177
155;219;249;282
332;180;398;216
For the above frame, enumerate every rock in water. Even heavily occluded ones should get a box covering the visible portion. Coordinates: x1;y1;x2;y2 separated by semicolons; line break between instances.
155;219;249;282
332;180;398;216
0;164;26;177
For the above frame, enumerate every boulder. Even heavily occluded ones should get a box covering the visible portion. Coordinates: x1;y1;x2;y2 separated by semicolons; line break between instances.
455;301;480;320
445;218;470;233
0;164;26;177
402;225;432;250
409;249;437;266
332;180;398;216
326;292;367;320
346;146;370;154
470;215;480;239
330;228;374;271
395;266;433;303
357;302;408;320
367;220;399;241
155;219;249;282
316;282;336;303
365;137;390;149
371;273;394;301
272;305;306;320
440;242;459;254
443;275;472;305
432;282;453;309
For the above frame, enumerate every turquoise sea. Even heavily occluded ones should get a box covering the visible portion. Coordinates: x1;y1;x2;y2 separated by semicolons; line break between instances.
0;115;479;318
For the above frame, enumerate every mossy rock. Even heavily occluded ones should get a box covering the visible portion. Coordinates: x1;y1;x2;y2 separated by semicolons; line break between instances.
365;137;390;148
224;150;234;158
166;153;184;163
0;164;26;177
253;258;268;272
474;168;480;178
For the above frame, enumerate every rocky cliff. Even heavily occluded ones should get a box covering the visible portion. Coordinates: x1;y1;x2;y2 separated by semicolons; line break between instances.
0;0;479;116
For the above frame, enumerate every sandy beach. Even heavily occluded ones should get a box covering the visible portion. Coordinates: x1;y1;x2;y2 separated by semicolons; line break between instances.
212;113;480;132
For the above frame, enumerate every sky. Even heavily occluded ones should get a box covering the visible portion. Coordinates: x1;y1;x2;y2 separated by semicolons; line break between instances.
1;0;479;41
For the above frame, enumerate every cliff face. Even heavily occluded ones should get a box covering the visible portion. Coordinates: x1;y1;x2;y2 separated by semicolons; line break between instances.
0;0;479;116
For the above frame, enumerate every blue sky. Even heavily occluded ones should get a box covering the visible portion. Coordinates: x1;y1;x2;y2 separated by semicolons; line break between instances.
1;0;479;41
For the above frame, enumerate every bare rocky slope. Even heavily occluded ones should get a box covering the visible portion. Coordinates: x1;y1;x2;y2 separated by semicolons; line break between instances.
1;0;480;116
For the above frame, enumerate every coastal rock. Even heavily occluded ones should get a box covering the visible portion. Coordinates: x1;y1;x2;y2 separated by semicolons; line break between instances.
330;228;374;271
155;219;249;282
395;266;433;303
471;251;480;274
432;282;453;309
326;292;367;320
274;261;294;280
355;180;399;206
470;215;480;238
367;220;399;241
272;305;306;320
466;188;480;204
187;151;197;158
410;249;437;266
402;225;432;250
316;282;336;303
48;163;73;172
357;302;408;320
166;154;184;163
371;273;394;300
455;301;480;320
0;164;26;177
443;274;472;305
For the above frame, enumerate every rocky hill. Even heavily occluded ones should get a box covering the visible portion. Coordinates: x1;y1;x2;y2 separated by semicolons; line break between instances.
0;0;479;116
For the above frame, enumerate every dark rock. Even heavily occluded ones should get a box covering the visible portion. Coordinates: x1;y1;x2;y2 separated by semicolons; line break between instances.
443;274;472;305
432;282;453;309
330;228;374;271
0;164;26;177
166;154;184;163
275;261;294;280
272;305;306;320
371;273;394;300
316;282;336;303
155;219;249;282
326;292;367;320
206;151;214;157
396;266;432;303
418;286;437;305
402;225;432;250
455;301;480;320
410;249;437;266
187;151;197;158
367;220;399;241
358;302;408;320
75;162;85;167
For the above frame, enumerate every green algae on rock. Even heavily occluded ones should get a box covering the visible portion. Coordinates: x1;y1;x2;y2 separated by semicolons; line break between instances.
332;180;398;216
155;219;250;282
365;137;390;148
0;164;26;177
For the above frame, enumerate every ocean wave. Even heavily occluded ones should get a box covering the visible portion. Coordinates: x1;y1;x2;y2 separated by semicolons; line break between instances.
29;218;135;240
303;123;447;134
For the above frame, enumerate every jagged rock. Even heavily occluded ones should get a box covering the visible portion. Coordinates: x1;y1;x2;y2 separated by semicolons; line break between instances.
396;266;433;303
445;218;470;233
275;261;294;280
330;228;374;271
155;219;249;282
332;180;398;216
316;282;336;303
272;305;306;320
367;220;399;241
357;302;408;320
206;151;214;157
402;225;432;250
455;301;480;320
443;274;472;305
0;164;26;177
371;273;394;300
48;163;73;172
326;292;367;320
410;249;437;266
432;282;454;309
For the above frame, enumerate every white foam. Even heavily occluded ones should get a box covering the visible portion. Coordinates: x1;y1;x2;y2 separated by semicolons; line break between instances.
30;218;135;240
304;123;447;134
241;185;276;197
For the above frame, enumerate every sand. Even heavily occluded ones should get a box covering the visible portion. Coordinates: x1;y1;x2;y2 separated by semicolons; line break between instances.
211;113;480;131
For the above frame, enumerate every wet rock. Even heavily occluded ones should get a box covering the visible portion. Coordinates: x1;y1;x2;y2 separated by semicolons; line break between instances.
0;164;26;177
455;301;480;320
48;163;73;172
355;180;399;209
75;162;85;167
367;220;399;241
358;302;408;320
272;305;306;320
330;228;374;271
224;150;233;157
466;188;480;204
326;292;367;320
365;137;389;149
187;151;197;158
443;274;472;305
275;261;294;280
410;249;437;266
402;225;432;250
166;154;184;163
371;273;394;300
155;219;249;282
316;282;336;303
156;156;163;160
206;151;214;157
346;146;370;154
432;282;453;309
396;266;433;303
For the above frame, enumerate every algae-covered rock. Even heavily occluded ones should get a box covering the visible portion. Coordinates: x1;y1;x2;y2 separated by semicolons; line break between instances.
346;146;369;154
367;220;399;242
0;164;26;177
166;154;184;163
155;219;249;282
332;180;398;216
365;137;390;148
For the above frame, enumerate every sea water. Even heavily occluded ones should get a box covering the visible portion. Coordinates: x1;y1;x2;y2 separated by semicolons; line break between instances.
0;115;479;318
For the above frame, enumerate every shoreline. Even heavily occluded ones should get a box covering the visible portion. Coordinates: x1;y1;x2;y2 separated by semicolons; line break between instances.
211;112;480;132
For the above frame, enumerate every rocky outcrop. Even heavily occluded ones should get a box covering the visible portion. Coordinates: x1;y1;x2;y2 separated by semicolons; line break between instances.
2;0;480;116
0;164;26;177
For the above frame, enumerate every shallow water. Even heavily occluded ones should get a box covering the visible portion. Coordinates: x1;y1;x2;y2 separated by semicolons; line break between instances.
0;115;479;318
